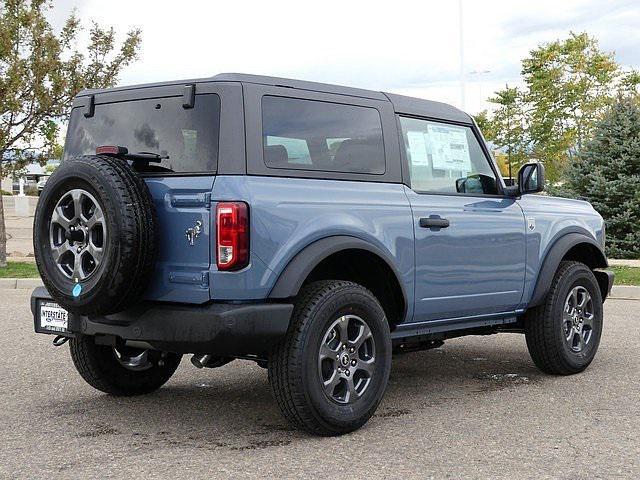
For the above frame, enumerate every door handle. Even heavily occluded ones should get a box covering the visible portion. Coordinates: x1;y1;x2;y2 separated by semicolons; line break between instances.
419;217;450;229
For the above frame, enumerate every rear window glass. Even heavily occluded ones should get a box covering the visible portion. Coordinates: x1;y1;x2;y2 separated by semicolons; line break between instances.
64;94;220;173
262;96;385;175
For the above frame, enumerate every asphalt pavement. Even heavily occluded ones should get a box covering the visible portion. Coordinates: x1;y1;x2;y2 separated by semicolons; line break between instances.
1;288;638;479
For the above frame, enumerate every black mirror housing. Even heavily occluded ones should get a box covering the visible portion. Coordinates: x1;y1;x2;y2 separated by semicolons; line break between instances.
517;162;545;195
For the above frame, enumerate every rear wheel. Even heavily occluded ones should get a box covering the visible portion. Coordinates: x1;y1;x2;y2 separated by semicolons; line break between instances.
268;280;392;436
524;261;603;375
69;335;182;396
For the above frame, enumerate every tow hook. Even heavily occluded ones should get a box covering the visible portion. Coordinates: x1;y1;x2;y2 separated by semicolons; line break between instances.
53;335;70;347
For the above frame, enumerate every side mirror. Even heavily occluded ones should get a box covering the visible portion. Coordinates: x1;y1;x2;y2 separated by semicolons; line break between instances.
517;162;545;195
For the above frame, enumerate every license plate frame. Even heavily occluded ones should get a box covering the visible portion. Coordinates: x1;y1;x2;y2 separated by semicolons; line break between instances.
35;300;71;335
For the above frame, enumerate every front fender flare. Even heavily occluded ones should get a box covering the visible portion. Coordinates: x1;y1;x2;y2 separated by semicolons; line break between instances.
529;233;608;307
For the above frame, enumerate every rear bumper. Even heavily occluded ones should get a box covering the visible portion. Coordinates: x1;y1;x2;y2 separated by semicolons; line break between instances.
31;287;293;356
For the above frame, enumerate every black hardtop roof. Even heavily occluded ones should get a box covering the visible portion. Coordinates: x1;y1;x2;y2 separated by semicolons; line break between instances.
77;73;472;124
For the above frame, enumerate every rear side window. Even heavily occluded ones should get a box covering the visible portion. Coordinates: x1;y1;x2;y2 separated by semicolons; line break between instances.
64;94;220;173
261;96;385;175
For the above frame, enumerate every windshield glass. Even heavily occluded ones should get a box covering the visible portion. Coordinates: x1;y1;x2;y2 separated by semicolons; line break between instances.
64;94;220;173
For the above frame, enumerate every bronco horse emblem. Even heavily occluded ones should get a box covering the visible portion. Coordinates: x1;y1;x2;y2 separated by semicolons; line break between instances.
185;220;203;246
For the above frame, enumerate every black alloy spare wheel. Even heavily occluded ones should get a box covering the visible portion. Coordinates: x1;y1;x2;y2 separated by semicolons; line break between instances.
34;155;158;316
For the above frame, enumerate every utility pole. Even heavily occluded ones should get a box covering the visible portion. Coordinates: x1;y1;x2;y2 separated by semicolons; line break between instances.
469;69;491;109
459;0;465;110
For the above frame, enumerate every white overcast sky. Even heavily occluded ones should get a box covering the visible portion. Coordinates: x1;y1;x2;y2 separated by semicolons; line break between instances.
51;0;640;114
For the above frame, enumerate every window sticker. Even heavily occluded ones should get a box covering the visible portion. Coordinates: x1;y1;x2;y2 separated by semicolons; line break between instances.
427;124;471;171
406;131;429;166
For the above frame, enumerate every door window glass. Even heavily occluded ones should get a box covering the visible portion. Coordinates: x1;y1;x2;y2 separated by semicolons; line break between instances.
400;117;498;194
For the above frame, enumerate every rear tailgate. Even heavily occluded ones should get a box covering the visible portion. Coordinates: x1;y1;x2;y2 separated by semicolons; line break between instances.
64;89;225;304
143;176;214;303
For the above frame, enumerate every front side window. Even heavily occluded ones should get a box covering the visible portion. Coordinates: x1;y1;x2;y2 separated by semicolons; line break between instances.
262;96;385;174
399;117;499;195
65;94;220;173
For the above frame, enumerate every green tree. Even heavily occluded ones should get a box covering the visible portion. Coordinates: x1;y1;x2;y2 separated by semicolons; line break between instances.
473;110;494;138
50;144;64;160
480;33;621;182
486;86;529;180
522;32;619;180
0;0;141;267
563;96;640;259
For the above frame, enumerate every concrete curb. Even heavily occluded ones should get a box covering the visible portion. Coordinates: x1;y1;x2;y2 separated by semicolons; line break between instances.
16;278;45;289
0;278;18;289
0;278;42;289
610;285;640;300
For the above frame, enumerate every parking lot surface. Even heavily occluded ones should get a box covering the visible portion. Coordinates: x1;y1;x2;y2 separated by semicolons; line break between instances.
1;289;638;479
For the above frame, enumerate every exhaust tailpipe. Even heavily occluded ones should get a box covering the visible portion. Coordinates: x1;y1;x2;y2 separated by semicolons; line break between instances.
191;354;212;369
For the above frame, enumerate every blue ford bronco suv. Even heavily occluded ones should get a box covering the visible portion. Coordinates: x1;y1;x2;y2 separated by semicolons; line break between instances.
32;74;614;436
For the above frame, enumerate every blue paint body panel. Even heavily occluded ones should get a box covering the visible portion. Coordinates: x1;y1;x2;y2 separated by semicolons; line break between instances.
209;176;415;320
143;176;215;304
140;172;606;331
516;194;604;310
405;187;526;322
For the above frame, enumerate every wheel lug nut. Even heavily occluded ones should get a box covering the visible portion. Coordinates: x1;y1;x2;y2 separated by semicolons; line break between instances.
351;359;357;366
345;370;350;377
349;347;355;353
342;344;346;350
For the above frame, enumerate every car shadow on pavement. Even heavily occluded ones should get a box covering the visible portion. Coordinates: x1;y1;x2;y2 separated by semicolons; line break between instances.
46;335;544;447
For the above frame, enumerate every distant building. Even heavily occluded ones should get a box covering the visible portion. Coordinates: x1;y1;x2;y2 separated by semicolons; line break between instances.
1;159;60;195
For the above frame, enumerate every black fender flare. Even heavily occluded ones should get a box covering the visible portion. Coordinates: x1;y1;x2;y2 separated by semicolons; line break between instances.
529;233;608;307
268;235;408;315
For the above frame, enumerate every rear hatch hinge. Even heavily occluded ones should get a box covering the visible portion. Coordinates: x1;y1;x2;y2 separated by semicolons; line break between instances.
169;192;212;209
168;271;210;289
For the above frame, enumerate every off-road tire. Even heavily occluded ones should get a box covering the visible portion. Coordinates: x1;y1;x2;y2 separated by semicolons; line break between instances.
268;280;392;436
524;261;603;375
69;335;181;396
34;155;157;315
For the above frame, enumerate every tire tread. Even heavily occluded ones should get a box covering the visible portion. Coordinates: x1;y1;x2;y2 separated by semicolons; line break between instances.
69;335;180;396
524;261;602;375
268;280;388;436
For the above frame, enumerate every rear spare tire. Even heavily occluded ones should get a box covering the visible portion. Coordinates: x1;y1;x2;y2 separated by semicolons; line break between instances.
34;155;157;315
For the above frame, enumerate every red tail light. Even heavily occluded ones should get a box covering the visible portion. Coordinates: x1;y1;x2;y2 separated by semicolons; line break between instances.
216;202;249;271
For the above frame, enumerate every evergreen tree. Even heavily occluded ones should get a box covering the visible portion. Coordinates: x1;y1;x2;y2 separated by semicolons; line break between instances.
564;96;640;259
